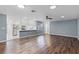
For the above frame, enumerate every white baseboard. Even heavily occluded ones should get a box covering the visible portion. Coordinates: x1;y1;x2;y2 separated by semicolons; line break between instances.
18;33;43;39
0;33;43;43
50;33;78;38
0;33;78;43
0;40;9;43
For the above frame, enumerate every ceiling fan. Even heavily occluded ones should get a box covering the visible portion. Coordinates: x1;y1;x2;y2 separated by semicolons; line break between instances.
46;16;53;20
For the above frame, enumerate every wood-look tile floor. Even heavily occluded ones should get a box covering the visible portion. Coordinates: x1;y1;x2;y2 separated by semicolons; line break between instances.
0;35;79;54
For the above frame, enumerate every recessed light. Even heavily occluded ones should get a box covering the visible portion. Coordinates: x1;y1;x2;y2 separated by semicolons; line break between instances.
61;16;64;18
17;5;24;8
50;5;56;9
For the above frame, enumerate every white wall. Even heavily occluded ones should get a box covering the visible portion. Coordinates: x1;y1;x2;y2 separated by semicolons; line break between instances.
7;15;13;40
44;20;50;34
7;14;18;40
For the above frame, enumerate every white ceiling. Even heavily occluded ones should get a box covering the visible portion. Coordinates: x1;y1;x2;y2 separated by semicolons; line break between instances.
0;5;79;21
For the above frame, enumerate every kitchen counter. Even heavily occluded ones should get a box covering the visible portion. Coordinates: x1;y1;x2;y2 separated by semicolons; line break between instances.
19;30;42;38
20;30;37;32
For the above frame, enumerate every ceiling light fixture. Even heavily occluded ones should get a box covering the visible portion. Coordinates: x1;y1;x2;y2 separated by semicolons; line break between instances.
50;5;56;9
17;5;24;8
61;16;64;18
31;10;36;13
